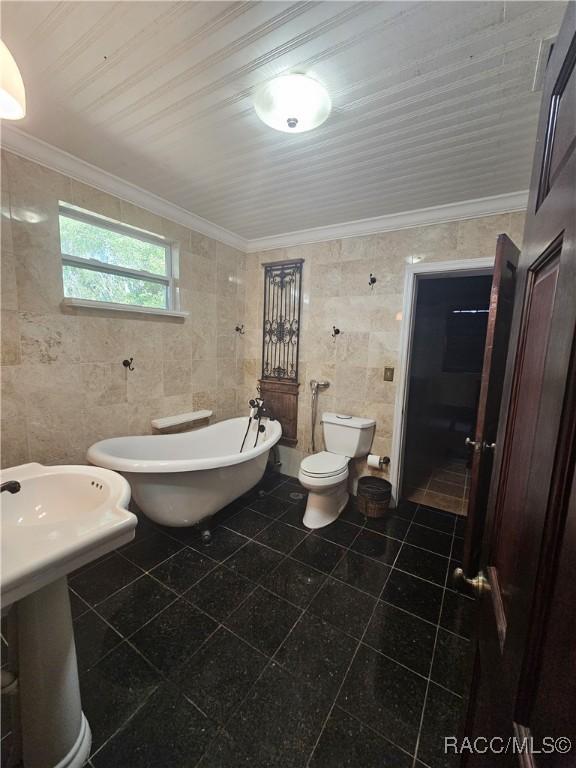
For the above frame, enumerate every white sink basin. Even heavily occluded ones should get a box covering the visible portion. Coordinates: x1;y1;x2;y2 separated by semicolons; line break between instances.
1;463;136;608
1;462;136;768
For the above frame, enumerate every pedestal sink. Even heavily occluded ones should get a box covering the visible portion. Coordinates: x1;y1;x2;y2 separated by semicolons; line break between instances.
1;463;136;768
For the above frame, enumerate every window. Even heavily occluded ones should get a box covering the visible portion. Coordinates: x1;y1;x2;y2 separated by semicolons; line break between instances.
59;204;177;312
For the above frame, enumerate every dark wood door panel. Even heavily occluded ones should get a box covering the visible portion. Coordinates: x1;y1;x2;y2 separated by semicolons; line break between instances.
549;54;576;184
530;461;576;750
493;250;560;614
537;33;576;207
463;235;519;579
464;5;576;764
520;340;576;745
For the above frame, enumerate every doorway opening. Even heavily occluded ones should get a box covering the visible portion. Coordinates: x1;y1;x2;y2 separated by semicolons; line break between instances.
401;272;493;515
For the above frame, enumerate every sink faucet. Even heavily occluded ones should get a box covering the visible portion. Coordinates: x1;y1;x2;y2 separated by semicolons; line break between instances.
1;481;21;494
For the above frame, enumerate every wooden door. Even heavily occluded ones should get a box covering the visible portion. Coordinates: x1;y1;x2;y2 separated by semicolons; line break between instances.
461;234;519;579
463;5;576;764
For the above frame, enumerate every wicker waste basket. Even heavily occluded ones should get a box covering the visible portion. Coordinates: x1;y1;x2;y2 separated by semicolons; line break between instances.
356;476;392;518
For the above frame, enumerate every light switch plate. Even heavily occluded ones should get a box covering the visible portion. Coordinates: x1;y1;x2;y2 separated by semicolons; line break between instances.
384;367;394;382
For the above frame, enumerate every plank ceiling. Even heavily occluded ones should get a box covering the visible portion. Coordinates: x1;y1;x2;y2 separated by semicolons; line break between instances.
1;1;567;239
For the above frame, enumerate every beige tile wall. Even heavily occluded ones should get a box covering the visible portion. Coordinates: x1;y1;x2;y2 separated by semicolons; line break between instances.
0;151;246;467
0;148;525;476
239;211;526;479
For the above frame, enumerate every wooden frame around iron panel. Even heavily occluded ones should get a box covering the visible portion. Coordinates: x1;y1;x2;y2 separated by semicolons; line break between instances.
258;258;304;447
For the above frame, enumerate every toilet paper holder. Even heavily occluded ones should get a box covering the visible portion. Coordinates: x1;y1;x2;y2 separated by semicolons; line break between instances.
367;454;390;470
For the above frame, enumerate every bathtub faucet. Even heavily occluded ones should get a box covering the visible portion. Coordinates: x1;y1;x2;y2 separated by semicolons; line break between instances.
249;398;276;422
241;397;276;453
1;481;21;494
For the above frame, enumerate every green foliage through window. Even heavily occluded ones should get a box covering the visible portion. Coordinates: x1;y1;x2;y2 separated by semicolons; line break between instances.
63;265;167;308
59;207;171;310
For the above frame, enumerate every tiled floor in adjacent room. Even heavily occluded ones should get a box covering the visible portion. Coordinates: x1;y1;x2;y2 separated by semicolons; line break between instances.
1;472;475;768
404;458;470;516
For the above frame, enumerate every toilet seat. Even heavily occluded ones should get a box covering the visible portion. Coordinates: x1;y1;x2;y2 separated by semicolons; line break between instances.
300;451;348;478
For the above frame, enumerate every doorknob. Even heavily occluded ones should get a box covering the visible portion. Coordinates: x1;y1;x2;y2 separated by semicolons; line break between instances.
453;567;491;596
483;441;496;451
465;437;480;451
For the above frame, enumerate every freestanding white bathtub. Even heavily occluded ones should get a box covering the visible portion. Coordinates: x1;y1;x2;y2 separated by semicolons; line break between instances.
86;417;282;527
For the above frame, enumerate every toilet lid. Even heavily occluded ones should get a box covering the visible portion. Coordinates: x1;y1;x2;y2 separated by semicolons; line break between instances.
301;452;348;477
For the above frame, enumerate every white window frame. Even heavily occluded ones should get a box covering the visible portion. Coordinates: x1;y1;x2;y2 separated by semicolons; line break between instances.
59;203;187;318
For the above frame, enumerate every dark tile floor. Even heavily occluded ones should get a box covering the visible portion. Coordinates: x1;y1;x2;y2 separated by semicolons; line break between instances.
1;472;475;768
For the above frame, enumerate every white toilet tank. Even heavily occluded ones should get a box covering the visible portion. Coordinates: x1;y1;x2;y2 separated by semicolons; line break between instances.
321;413;376;457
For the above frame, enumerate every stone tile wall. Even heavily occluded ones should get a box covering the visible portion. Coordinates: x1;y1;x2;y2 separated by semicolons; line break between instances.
239;212;526;478
0;148;525;479
0;151;246;466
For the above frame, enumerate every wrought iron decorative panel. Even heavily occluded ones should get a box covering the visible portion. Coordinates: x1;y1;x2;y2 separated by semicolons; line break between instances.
261;259;303;381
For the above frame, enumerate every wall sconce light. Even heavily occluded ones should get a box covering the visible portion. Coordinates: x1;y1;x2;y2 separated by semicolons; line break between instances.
235;324;245;335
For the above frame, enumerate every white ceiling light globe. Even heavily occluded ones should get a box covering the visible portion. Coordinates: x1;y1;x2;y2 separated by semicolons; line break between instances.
0;40;26;120
254;74;331;133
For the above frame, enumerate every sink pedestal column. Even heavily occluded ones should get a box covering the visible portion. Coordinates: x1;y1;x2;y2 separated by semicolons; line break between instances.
13;577;91;768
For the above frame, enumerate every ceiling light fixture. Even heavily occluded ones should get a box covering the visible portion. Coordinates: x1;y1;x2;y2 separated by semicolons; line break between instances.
0;40;26;120
254;74;331;133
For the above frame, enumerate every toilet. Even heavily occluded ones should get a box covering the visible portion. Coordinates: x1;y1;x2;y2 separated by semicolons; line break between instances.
299;412;376;529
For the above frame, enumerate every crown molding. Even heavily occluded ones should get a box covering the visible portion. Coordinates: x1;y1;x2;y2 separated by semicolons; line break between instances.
0;126;248;252
1;126;527;255
244;190;528;252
